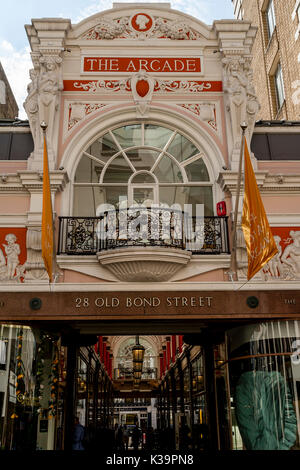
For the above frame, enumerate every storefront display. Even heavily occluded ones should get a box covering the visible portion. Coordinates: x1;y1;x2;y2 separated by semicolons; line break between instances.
228;321;300;451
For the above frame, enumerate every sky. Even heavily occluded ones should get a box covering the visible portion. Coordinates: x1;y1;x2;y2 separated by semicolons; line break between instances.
0;0;234;119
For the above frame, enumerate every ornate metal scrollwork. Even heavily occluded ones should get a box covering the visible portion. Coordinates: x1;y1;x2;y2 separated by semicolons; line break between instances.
58;210;229;255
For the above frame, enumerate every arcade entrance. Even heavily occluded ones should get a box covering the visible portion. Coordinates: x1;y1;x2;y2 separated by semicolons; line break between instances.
0;320;300;452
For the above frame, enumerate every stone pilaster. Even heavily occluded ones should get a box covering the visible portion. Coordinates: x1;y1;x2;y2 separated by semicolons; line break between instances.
214;21;260;170
24;19;71;171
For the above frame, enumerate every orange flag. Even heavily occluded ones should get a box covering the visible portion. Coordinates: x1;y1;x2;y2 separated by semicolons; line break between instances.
41;134;54;282
242;137;278;280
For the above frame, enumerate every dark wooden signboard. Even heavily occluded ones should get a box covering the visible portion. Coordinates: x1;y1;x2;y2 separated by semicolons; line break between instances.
0;290;299;321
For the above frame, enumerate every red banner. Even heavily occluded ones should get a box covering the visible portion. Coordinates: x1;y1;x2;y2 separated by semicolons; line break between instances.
83;56;201;73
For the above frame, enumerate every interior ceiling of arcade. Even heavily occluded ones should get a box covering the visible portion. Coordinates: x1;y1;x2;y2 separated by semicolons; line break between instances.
107;335;165;396
70;320;247;397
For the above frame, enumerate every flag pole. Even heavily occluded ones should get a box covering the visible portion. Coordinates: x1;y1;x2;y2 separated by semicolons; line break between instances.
41;120;54;284
228;122;248;281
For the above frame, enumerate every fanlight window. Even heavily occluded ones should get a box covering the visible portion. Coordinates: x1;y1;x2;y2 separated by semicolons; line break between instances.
116;337;156;371
73;123;213;216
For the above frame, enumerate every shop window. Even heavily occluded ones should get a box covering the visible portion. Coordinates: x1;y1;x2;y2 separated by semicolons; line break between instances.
0;325;61;451
227;321;300;451
73;123;214;216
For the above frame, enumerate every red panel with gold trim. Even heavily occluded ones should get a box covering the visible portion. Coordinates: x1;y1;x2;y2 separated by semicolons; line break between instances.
63;79;223;93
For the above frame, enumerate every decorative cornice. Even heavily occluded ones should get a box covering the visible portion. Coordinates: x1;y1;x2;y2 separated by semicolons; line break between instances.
218;171;300;194
0;171;69;194
0;215;28;227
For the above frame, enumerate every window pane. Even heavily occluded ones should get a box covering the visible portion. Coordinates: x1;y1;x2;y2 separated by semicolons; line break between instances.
153;155;183;182
266;0;276;38
87;133;119;162
187;186;213;216
131;173;156;183
159;186;186;207
159;186;213;215
99;187;128;209
126;148;161;171
275;64;285;109
133;187;154;205
166;133;198;162
74;155;102;182
73;186;105;216
144;125;173;148
185;159;210;181
112;125;142;148
103;156;133;182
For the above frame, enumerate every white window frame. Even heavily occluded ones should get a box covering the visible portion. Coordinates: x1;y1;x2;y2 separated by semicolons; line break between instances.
274;63;285;111
293;1;300;40
266;0;276;39
72;123;216;216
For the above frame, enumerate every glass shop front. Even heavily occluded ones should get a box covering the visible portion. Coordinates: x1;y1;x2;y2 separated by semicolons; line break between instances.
0;320;299;451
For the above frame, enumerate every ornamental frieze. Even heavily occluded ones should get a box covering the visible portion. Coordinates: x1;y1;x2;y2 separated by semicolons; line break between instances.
64;79;222;94
68;103;107;130
81;14;202;40
178;103;217;130
0;229;27;283
237;227;300;281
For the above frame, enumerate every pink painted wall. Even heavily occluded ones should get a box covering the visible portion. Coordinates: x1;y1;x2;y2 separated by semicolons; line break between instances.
258;161;300;174
181;268;225;282
0;162;27;172
62;269;109;283
0;195;30;213
262;196;300;213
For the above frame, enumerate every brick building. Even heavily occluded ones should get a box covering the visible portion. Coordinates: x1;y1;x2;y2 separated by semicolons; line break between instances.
0;62;18;119
232;0;300;120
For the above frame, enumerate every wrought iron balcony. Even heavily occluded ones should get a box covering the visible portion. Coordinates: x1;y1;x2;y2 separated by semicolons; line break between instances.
57;208;229;256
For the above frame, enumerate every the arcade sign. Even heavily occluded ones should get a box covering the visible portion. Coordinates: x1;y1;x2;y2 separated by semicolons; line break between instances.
82;56;202;73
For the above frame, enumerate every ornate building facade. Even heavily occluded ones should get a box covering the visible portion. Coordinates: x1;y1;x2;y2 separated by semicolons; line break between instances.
0;3;299;453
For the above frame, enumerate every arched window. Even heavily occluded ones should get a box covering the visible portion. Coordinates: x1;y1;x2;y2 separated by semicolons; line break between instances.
73;123;213;216
115;337;157;379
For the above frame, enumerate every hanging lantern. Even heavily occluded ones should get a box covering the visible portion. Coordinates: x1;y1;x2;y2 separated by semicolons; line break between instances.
132;337;145;364
133;360;143;373
132;335;145;380
133;378;140;387
133;370;142;380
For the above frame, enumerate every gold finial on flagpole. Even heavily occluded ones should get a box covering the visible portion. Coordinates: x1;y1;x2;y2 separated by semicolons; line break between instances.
40;121;48;132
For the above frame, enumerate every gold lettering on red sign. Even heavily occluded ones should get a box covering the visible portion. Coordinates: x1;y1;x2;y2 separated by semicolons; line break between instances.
83;57;201;73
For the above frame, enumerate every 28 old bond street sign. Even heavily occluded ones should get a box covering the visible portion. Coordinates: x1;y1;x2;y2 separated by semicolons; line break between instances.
0;291;299;321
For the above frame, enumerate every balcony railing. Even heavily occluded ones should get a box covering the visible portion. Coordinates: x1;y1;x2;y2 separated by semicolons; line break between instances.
57;208;230;256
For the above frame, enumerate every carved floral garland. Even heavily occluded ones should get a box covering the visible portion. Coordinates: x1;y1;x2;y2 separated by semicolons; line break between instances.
68;103;107;130
81;17;202;40
179;103;217;130
72;79;212;94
